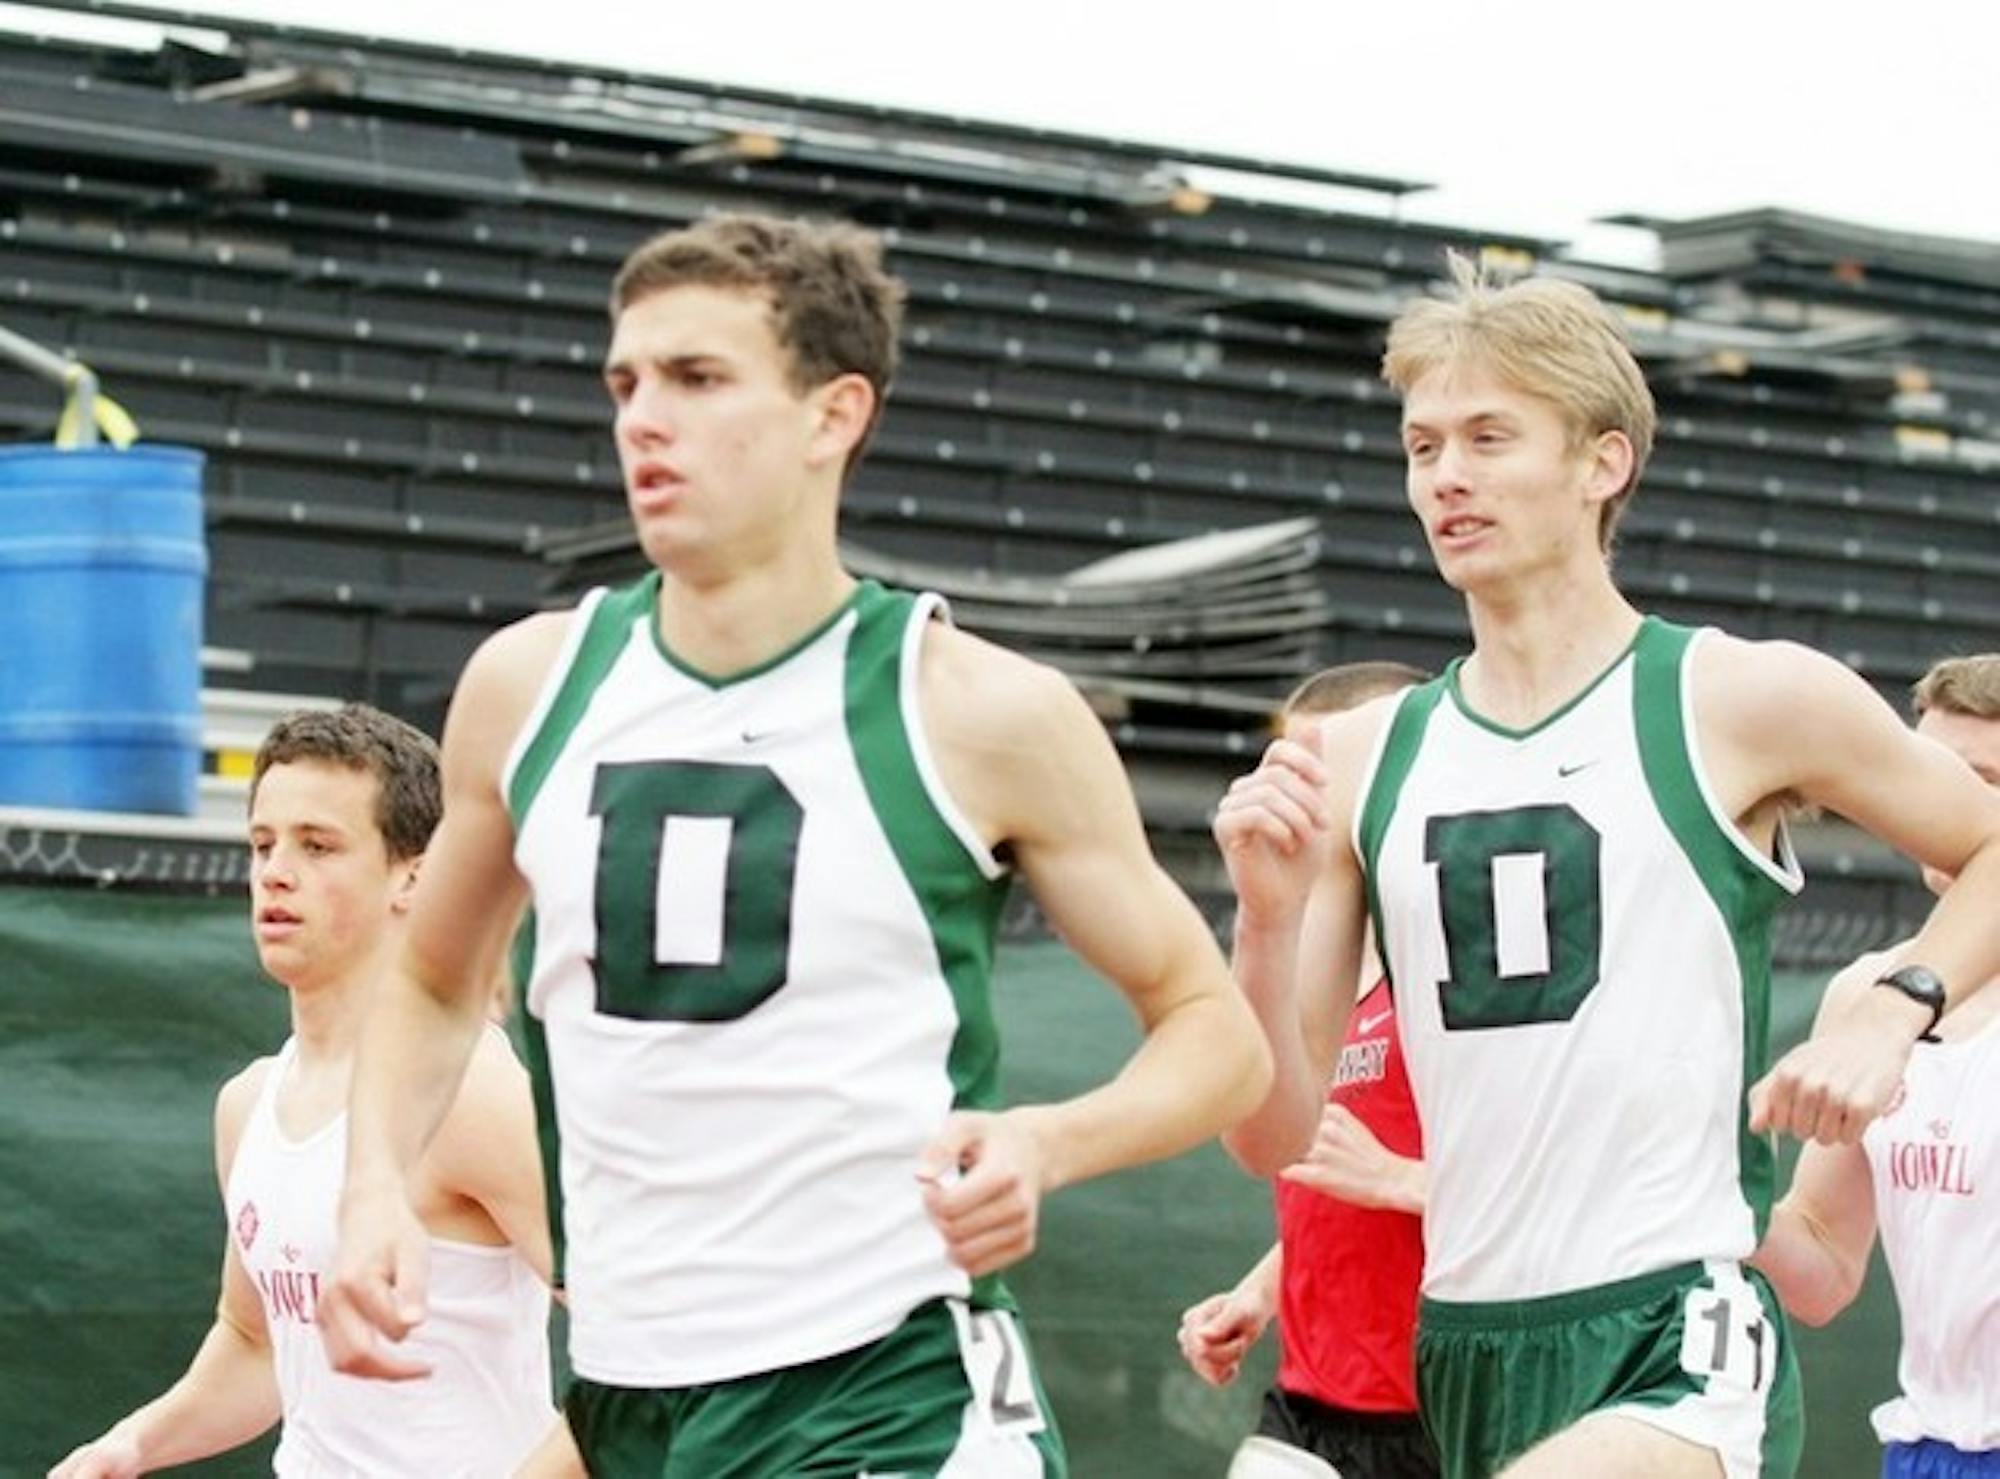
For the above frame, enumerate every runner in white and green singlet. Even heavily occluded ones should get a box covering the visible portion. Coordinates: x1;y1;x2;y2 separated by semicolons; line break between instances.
319;213;1272;1478
1215;258;2000;1479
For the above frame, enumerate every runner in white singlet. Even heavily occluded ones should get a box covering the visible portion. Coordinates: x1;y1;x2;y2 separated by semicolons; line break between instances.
49;705;558;1479
1757;654;2000;1479
1215;261;2000;1479
319;214;1269;1477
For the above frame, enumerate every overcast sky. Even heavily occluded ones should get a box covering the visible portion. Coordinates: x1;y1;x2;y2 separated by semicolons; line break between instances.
6;0;1997;265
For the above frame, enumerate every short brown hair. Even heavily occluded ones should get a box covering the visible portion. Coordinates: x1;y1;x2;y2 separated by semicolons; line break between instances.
251;703;441;861
1913;654;2000;721
611;213;905;475
1383;252;1657;551
1278;660;1432;730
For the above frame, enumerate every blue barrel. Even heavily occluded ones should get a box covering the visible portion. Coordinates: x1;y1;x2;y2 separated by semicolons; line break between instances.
0;445;207;815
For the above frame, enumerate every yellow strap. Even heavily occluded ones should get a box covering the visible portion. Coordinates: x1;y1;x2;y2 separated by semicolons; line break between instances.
53;364;140;449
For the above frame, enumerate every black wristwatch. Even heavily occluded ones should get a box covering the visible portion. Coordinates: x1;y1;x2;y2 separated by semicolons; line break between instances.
1873;965;1947;1044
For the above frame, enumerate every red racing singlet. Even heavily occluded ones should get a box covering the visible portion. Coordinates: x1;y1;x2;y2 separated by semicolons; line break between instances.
1274;978;1425;1413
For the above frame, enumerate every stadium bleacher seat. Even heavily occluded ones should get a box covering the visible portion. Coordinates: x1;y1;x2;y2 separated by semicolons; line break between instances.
2;3;1989;951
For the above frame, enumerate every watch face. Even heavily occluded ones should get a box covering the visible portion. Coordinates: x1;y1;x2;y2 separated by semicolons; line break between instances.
1890;967;1946;1001
1878;968;1947;1034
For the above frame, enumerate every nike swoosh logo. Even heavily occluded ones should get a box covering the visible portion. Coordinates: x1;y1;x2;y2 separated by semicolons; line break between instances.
1355;1009;1393;1034
740;728;782;744
1557;759;1598;778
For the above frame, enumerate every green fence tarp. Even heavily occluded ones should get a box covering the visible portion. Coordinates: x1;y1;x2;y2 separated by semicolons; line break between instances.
2;886;286;1475
1;886;1898;1476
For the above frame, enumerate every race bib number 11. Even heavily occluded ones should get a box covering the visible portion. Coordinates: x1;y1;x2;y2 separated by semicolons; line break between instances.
1678;1285;1771;1394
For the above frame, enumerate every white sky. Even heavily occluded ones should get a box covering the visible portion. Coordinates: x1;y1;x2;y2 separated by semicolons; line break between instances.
5;0;1998;265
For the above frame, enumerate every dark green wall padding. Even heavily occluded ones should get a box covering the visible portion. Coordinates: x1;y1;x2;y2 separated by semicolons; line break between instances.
2;887;286;1476
0;888;1897;1476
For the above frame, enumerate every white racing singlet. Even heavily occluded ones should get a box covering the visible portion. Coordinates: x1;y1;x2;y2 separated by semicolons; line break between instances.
223;1037;554;1476
1355;619;1802;1302
505;576;1015;1387
1863;1010;2000;1451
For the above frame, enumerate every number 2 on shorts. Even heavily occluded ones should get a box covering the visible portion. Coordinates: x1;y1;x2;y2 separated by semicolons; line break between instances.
955;1304;1047;1437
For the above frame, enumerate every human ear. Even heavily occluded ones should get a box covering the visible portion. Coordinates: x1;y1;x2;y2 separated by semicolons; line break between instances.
805;372;876;471
1584;429;1635;506
390;853;422;913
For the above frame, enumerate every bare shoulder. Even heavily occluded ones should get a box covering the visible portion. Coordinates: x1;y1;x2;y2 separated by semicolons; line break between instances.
214;1055;276;1177
1315;687;1410;822
459;608;578;717
917;620;1130;848
1690;629;1868;727
443;1027;532;1123
1690;630;1933;818
1319;687;1408;768
919;619;1085;742
443;607;581;783
483;606;576;662
430;1028;534;1171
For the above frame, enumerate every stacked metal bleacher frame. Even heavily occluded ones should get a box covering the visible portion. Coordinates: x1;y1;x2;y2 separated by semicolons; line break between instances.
2;3;1991;956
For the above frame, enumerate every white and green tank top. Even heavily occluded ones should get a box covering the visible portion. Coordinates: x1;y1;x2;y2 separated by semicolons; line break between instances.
1354;618;1801;1303
502;575;1011;1386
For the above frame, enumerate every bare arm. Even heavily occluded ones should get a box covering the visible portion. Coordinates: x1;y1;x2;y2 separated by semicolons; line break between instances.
50;1074;281;1477
1753;650;2000;1001
1219;703;1388;1175
421;1028;555;1286
1751;957;1885;1324
1176;1241;1283;1388
1232;1240;1285;1312
323;613;567;1376
1280;1102;1427;1215
1701;638;2000;1140
1002;725;1272;1189
916;630;1271;1272
1756;1141;1877;1328
1297;887;1368;1078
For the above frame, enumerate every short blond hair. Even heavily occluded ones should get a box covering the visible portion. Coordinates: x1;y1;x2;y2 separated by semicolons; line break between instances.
1913;654;2000;720
1383;252;1657;550
1279;661;1431;723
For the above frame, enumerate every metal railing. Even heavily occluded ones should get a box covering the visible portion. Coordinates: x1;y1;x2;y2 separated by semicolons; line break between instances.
0;322;135;448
